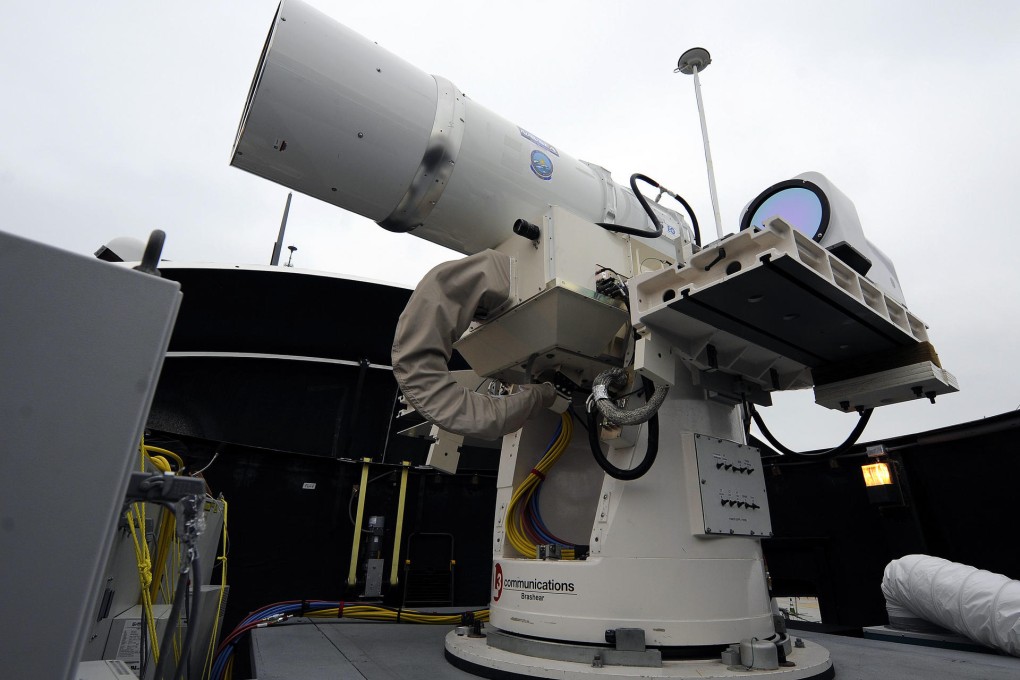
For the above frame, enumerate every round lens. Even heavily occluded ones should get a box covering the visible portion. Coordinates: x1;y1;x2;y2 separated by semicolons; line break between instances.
748;187;824;239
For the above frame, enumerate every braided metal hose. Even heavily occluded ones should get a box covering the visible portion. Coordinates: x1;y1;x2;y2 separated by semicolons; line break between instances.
590;367;669;426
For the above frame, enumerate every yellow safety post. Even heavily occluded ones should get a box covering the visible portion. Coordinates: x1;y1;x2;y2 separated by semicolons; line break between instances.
347;458;372;586
389;462;410;586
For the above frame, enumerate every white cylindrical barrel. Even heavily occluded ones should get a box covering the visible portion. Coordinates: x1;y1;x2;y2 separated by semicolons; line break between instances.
232;0;688;255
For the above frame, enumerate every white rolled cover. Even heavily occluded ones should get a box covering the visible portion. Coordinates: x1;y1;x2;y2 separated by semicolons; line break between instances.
882;554;1020;656
391;250;555;440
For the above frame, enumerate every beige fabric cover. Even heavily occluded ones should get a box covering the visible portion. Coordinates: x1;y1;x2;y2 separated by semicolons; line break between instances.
392;249;555;440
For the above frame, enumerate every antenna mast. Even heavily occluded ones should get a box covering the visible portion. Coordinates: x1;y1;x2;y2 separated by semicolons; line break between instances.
677;48;723;242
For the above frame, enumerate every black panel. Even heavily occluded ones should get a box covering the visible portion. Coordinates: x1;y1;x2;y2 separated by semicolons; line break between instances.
762;410;1020;629
669;255;913;368
157;266;411;365
149;356;398;457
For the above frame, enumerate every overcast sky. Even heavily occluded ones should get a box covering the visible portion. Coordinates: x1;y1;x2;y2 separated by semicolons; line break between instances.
2;1;1018;449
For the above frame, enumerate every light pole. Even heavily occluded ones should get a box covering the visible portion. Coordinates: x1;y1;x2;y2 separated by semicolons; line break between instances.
677;47;724;243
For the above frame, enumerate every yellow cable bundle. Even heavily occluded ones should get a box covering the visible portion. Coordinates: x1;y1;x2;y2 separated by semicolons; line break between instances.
130;438;161;663
133;437;193;668
126;504;160;664
504;413;575;560
148;455;171;473
202;498;229;680
306;605;489;624
144;445;185;471
150;510;176;602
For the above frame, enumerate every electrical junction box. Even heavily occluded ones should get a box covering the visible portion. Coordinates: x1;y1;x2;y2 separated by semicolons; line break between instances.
75;659;137;679
365;559;385;597
81;617;117;665
0;229;181;680
188;585;230;680
104;605;174;680
83;515;155;662
85;499;224;666
692;435;772;537
155;498;226;604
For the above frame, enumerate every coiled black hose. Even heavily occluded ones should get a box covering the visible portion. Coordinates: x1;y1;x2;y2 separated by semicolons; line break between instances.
586;377;660;481
751;405;874;460
597;173;701;247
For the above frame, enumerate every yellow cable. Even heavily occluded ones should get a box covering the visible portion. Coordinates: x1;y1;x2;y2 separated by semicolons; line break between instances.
136;438;194;669
304;605;489;624
126;505;159;664
150;509;176;602
133;438;161;662
506;433;555;556
504;413;575;559
203;498;229;680
147;454;171;473
144;445;185;471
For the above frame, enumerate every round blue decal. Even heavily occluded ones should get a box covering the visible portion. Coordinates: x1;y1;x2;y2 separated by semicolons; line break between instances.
530;150;553;180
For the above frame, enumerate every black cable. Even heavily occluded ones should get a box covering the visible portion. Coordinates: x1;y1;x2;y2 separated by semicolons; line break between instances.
665;191;702;247
596;173;701;246
585;378;660;481
171;555;202;680
348;472;395;528
568;405;588;431
750;405;874;460
152;564;189;680
140;608;148;677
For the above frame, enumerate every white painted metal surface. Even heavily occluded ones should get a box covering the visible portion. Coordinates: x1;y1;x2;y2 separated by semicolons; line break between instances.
814;361;958;411
0;230;181;680
630;216;957;410
488;367;775;647
232;1;691;256
232;0;437;222
794;172;905;303
446;630;833;679
454;207;681;387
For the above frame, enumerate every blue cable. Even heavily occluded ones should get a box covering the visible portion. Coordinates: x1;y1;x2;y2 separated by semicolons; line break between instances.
216;601;347;679
523;420;574;549
541;420;562;453
528;485;572;547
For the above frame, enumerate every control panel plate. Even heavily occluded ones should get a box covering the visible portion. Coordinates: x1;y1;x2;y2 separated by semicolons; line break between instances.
693;434;772;537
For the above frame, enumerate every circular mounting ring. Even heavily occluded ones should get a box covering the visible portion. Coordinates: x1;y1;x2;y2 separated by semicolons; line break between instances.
739;178;831;243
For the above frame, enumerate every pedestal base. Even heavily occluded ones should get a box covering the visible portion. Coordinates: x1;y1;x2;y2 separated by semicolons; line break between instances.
445;629;834;680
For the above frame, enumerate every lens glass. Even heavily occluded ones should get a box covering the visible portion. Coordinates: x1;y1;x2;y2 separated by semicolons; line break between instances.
749;187;824;239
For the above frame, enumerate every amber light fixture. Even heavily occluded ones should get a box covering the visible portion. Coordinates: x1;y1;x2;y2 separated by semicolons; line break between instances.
861;461;893;487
